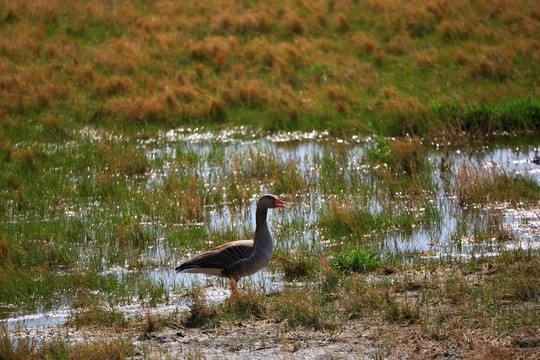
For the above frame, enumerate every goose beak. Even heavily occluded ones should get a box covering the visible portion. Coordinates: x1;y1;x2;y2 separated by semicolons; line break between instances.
274;198;287;208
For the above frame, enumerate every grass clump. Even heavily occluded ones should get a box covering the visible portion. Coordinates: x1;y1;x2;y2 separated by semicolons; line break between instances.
0;327;133;360
365;135;425;175
319;201;423;240
272;288;335;330
339;275;386;319
331;246;385;273
458;167;540;206
71;307;128;330
182;286;268;328
383;300;421;324
182;287;218;328
275;250;319;280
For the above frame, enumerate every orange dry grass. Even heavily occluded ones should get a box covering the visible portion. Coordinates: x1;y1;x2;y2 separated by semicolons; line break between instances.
0;0;537;132
387;136;424;175
221;81;268;107
96;76;134;97
283;12;304;35
235;10;270;34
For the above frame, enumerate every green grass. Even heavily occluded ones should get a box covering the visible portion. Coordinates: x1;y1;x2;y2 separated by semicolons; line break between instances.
331;246;386;273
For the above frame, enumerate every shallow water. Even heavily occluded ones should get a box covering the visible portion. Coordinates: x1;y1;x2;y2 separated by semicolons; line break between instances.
2;129;539;330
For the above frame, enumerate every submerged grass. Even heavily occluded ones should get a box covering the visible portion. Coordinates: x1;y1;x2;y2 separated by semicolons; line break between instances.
319;200;435;241
458;166;540;206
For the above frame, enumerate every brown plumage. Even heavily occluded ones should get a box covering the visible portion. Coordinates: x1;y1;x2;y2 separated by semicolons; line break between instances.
175;194;287;298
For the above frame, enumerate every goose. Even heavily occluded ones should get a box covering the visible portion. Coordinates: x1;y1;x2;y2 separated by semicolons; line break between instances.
175;194;287;298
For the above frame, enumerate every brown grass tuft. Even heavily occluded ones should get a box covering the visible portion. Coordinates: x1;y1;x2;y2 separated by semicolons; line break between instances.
119;96;168;124
404;4;437;37
176;105;201;120
14;148;46;169
387;136;424;175
383;87;398;99
0;141;13;160
222;81;268;107
235;11;269;34
0;75;25;92
190;37;233;71
457;166;540;206
142;312;156;335
356;33;376;55
416;52;435;69
385;40;406;55
68;339;133;359
426;1;448;21
183;288;215;327
195;63;205;78
208;97;225;118
98;143;147;177
315;12;327;26
95;39;150;73
374;49;385;65
438;20;471;40
333;101;348;115
336;13;350;32
468;48;514;80
96;75;133;97
283;12;303;35
164;175;205;223
454;50;468;65
327;85;349;102
72;64;95;83
214;11;233;33
262;49;275;68
0;240;8;263
40;114;63;133
174;85;202;102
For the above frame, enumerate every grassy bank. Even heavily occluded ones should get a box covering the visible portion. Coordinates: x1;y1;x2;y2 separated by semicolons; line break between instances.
0;0;539;138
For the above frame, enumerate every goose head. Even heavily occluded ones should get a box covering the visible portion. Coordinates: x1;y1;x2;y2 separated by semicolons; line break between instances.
257;194;287;209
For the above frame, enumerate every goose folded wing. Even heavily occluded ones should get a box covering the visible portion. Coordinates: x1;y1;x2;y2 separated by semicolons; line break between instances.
175;240;254;271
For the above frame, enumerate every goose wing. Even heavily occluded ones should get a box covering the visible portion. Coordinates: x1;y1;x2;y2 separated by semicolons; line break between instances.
175;240;254;275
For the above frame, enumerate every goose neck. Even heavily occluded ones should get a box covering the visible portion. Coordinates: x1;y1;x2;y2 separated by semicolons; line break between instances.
255;207;268;234
254;207;273;252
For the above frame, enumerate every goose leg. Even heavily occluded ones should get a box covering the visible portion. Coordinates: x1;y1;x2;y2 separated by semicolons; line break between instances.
230;278;239;299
